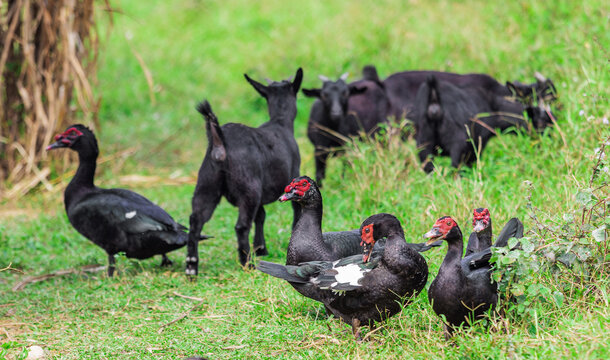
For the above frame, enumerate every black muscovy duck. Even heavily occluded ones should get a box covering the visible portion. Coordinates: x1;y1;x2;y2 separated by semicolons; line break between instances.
47;124;210;276
279;176;441;266
465;208;493;256
258;213;429;339
424;216;500;337
466;209;524;269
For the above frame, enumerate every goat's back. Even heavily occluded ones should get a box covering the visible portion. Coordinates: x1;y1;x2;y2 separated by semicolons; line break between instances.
344;79;390;136
384;70;510;120
217;121;300;205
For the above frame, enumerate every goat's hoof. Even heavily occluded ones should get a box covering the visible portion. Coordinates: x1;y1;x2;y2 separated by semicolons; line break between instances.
241;263;255;270
255;247;269;256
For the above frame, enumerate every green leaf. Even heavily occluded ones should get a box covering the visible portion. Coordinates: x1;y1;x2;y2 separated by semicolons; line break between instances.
501;256;516;265
508;237;520;249
511;284;525;297
575;190;594;207
553;291;564;306
592;226;607;242
522;238;535;253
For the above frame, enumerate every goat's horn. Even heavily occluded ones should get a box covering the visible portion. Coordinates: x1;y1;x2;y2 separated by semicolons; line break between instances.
534;71;547;82
318;75;329;82
339;72;349;81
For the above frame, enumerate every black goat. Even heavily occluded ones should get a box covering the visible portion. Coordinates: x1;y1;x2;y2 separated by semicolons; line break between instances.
302;67;389;185
380;68;556;125
186;68;303;274
414;75;546;172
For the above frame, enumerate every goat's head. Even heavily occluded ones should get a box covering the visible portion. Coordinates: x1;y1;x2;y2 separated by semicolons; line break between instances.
244;68;303;100
506;74;557;107
526;104;555;132
302;74;367;123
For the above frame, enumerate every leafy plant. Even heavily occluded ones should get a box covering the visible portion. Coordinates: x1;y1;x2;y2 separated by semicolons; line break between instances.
492;136;609;317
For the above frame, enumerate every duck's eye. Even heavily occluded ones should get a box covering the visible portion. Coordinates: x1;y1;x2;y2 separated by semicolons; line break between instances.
365;228;370;233
446;220;452;226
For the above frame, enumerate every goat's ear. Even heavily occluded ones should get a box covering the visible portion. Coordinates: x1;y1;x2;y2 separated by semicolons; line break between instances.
349;85;367;96
292;68;303;95
302;88;321;98
505;81;522;97
244;73;268;99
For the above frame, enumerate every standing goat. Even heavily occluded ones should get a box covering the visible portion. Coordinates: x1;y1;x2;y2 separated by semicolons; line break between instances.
302;67;389;185
187;68;303;274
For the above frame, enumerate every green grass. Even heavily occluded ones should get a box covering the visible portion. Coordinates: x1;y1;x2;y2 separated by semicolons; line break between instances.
1;0;609;358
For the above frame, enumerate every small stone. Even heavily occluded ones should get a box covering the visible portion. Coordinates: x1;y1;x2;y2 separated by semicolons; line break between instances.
26;345;45;360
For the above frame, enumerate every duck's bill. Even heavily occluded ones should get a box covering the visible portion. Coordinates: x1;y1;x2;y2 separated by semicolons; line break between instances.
473;220;486;232
424;227;442;245
362;242;374;263
46;140;67;151
278;192;295;202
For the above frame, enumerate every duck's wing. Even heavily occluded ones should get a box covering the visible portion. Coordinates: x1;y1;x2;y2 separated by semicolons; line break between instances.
313;254;380;291
69;190;183;240
258;253;380;292
494;217;524;248
322;229;363;258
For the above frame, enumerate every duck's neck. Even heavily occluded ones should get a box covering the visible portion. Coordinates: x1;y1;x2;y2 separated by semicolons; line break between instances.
441;236;464;269
478;225;493;249
65;152;97;209
286;200;331;264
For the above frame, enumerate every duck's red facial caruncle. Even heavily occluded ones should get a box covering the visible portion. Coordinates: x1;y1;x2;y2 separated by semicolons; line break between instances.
279;178;311;202
360;223;375;263
424;216;457;244
46;127;84;150
472;208;490;232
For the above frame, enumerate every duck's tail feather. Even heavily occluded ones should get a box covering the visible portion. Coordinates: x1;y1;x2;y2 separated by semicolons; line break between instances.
257;261;308;283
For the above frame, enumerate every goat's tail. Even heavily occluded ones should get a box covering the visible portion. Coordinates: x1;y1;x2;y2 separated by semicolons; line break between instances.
197;100;227;162
425;75;443;121
362;65;384;89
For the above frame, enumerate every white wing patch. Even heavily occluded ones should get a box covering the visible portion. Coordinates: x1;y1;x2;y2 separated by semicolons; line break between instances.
125;211;137;219
332;263;368;287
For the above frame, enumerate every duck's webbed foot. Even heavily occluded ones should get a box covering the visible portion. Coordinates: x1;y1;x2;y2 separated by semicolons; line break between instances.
160;254;173;267
352;318;362;342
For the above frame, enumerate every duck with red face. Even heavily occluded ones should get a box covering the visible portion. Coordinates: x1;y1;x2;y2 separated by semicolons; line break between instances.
257;213;428;340
465;208;493;256
47;125;210;277
424;216;499;338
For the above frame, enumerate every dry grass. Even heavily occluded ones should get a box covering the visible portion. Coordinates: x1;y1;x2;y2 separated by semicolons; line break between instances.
0;0;109;200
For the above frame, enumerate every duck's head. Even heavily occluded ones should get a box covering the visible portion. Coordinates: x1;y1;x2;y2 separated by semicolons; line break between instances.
472;208;492;233
46;124;98;158
278;176;320;207
424;216;462;244
360;213;404;262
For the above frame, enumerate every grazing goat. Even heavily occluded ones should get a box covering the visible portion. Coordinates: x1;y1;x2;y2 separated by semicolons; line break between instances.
379;67;556;124
302;67;390;185
414;75;549;172
186;68;303;274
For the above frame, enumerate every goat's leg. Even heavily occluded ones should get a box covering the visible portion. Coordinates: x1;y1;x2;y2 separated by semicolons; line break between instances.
314;150;329;186
450;142;470;169
253;205;268;256
187;191;221;277
107;253;116;277
235;203;257;268
416;131;436;173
